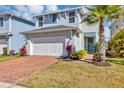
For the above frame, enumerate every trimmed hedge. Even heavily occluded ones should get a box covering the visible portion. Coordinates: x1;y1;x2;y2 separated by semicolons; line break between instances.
71;50;87;60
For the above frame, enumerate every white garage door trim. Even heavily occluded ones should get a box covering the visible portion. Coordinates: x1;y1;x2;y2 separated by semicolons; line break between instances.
0;44;7;55
32;37;66;56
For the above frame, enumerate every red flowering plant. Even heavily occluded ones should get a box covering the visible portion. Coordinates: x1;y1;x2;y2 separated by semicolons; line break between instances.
19;45;27;56
66;41;72;57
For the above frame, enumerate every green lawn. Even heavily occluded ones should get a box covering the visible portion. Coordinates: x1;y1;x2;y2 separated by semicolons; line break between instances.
17;57;124;88
106;57;124;65
0;55;19;62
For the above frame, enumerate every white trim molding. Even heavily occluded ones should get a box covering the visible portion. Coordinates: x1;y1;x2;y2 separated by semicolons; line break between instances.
29;40;33;55
8;17;12;52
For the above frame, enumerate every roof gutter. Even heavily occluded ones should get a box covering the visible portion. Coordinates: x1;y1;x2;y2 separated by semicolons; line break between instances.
33;7;83;17
20;27;79;35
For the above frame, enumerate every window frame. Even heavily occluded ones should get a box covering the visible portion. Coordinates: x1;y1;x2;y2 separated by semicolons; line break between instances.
38;16;44;27
44;15;50;24
51;14;57;23
0;16;5;27
68;11;75;23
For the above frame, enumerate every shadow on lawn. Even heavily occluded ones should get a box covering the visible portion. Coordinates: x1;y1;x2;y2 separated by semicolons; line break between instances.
106;57;124;66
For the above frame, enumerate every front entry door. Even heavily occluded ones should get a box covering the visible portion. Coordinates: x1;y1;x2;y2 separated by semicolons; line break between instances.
88;37;94;53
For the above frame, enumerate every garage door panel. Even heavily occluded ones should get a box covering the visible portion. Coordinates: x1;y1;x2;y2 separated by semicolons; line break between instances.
33;43;48;55
48;43;57;55
57;43;64;56
31;37;65;43
32;37;65;56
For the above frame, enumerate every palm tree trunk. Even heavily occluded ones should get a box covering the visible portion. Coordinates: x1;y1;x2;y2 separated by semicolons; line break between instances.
99;21;106;62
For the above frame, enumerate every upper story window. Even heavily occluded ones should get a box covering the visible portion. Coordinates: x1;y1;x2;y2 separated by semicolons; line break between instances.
37;14;58;27
0;17;4;27
44;15;49;24
52;14;57;23
69;11;75;23
38;16;43;27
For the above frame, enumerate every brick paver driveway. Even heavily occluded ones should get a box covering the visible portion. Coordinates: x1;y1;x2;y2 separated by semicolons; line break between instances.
0;56;57;84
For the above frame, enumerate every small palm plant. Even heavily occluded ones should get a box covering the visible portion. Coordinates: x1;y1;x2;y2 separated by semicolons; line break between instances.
81;5;123;62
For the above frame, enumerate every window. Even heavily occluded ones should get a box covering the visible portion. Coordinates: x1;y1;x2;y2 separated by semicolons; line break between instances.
69;11;75;23
0;17;4;27
44;14;57;24
52;14;57;23
44;15;50;24
38;16;43;27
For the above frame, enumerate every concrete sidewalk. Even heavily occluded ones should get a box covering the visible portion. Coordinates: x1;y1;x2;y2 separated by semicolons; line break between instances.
0;82;24;88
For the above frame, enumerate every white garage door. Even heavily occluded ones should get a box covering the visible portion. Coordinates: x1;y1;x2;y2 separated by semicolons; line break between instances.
32;37;65;56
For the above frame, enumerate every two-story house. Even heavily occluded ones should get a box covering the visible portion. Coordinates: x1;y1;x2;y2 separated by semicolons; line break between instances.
0;12;35;54
21;7;99;56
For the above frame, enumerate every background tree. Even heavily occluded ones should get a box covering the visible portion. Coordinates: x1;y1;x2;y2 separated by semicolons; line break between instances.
81;5;123;62
109;29;124;57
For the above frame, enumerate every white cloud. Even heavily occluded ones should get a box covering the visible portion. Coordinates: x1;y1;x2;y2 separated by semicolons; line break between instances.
11;10;21;16
14;5;28;13
81;5;89;13
45;5;58;12
0;5;58;21
12;5;44;20
27;5;44;14
22;12;33;20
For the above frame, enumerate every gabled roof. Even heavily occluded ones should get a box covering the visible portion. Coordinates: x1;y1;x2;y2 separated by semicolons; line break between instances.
20;25;79;34
34;7;83;17
0;12;34;24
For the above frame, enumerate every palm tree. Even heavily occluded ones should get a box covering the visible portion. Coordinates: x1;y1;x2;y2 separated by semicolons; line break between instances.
81;5;123;62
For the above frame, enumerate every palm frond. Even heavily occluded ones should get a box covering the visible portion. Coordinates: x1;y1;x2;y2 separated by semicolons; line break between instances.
81;15;99;25
81;5;123;26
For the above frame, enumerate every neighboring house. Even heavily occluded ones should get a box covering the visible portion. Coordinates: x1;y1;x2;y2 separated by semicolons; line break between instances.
21;7;99;56
0;12;35;54
110;18;124;37
110;6;124;37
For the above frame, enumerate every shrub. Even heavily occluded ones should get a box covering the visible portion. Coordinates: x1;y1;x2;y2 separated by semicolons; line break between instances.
71;50;87;60
9;50;16;55
3;48;8;55
106;50;116;57
94;43;99;52
92;52;103;62
19;45;27;56
92;52;111;66
109;28;124;57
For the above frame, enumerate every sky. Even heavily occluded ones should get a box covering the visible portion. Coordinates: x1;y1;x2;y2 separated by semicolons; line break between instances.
0;5;110;41
0;5;81;20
